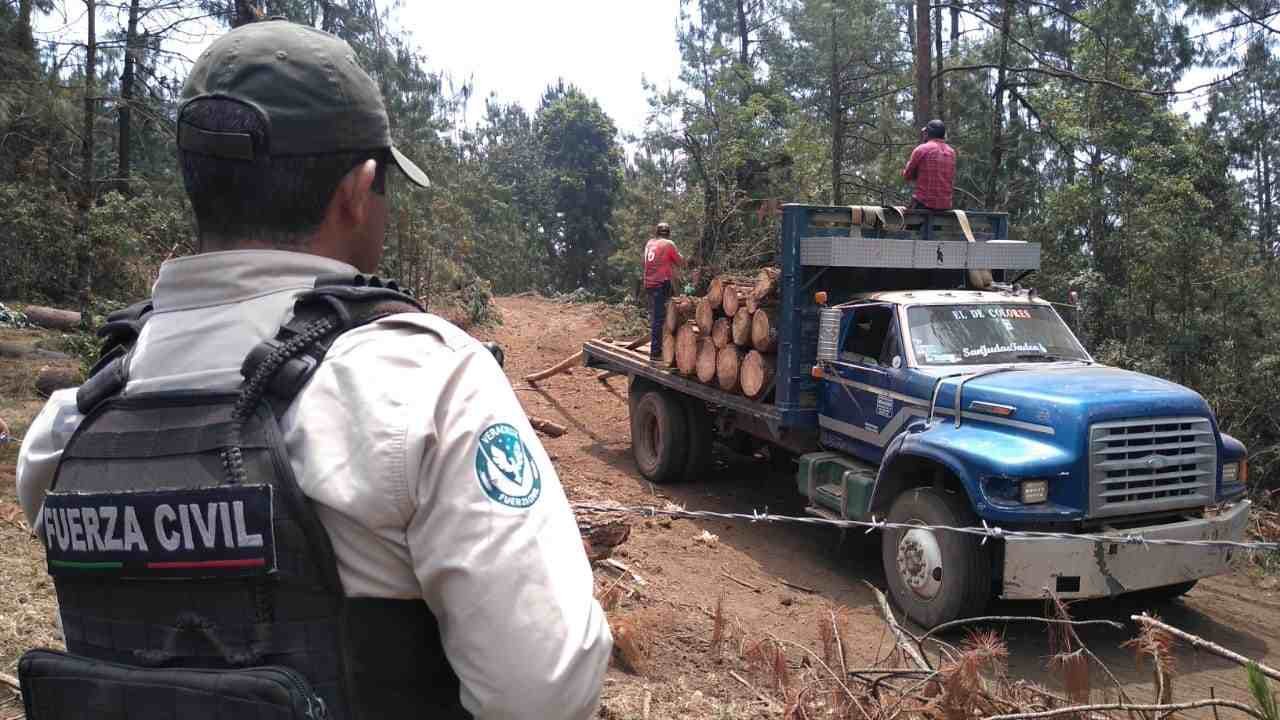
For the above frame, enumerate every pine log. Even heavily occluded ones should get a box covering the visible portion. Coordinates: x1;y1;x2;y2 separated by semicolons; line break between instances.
751;308;779;352
732;309;753;347
696;337;719;383
525;351;584;383
716;345;743;393
661;330;677;366
706;276;726;310
21;305;81;331
695;296;715;330
750;267;781;302
722;285;744;317
740;351;776;400
0;341;70;360
35;365;81;397
711;317;732;349
664;296;695;334
529;415;567;438
675;322;701;376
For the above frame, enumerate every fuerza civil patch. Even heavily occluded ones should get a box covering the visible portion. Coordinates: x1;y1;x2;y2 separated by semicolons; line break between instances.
42;485;276;578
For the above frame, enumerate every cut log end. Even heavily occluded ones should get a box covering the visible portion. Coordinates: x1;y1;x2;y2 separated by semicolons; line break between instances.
751;267;781;302
732;310;753;347
751;308;779;353
662;330;677;367
696;337;719;384
675;322;701;376
740;350;776;399
717;345;743;393
695;296;715;331
711;317;732;349
34;365;81;397
722;285;744;317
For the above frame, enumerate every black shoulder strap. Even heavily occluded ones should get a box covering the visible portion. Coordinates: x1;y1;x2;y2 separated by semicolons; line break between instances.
76;299;154;414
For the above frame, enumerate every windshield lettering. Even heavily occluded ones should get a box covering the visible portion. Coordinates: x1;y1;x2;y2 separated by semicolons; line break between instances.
909;304;1089;366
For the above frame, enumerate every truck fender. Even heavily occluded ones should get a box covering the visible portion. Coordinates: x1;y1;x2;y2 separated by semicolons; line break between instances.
869;428;980;516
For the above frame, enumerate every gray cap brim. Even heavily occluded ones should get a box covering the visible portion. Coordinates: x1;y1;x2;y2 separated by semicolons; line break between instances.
390;145;430;188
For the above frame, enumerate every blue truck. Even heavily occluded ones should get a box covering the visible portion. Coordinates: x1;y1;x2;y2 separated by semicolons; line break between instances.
583;204;1252;627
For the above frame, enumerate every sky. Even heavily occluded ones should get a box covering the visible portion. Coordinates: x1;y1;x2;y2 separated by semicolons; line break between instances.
399;0;684;138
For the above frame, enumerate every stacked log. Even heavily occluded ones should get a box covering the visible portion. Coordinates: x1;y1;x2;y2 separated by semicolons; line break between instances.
711;317;732;349
751;309;778;352
660;269;779;402
696;338;719;383
664;297;695;334
740;351;776;399
675;323;701;376
716;346;743;392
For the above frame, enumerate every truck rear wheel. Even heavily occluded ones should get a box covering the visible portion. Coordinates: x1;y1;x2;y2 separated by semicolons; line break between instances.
681;396;714;482
881;487;991;628
630;388;689;484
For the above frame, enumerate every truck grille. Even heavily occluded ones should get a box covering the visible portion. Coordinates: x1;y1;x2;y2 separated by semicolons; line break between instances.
1088;417;1217;518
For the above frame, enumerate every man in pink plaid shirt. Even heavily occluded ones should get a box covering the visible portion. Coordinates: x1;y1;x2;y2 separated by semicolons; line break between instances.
902;119;956;211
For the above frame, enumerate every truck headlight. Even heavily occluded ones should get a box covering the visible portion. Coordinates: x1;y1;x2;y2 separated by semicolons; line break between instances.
1020;479;1049;504
1222;461;1247;486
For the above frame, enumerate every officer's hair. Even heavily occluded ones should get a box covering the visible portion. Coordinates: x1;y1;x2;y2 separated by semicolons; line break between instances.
179;98;385;251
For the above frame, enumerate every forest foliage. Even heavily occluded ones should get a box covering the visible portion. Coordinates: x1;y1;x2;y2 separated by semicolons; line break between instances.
1;0;1278;485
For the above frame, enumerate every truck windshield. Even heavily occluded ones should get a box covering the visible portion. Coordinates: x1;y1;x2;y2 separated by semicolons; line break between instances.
906;304;1089;366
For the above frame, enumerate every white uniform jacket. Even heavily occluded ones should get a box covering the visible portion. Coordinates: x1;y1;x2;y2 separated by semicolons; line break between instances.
17;250;612;719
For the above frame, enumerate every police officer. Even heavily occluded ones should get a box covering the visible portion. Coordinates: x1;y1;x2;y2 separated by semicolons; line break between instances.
16;19;610;719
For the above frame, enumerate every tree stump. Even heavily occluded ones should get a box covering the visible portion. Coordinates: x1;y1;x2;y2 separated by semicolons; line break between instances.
675;322;701;376
711;317;732;348
717;345;743;393
751;308;779;352
740;351;776;400
732;309;753;347
696;337;719;384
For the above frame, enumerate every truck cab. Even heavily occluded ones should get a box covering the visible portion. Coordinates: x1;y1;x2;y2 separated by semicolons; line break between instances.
583;203;1251;628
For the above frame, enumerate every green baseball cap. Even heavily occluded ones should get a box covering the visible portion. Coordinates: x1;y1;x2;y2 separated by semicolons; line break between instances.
178;18;429;188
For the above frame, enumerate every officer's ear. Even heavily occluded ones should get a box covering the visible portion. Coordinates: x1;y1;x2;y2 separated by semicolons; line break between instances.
335;159;378;228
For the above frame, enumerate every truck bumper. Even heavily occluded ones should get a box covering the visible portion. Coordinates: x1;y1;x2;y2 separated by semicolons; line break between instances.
1000;500;1251;600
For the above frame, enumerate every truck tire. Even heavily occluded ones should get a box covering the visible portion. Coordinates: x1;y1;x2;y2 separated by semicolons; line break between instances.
881;487;991;629
629;388;690;484
681;396;714;482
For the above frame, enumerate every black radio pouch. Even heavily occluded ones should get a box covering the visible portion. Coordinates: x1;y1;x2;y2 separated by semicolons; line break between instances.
19;649;328;719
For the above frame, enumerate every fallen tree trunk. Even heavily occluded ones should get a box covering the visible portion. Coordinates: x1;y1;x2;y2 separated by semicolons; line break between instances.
661;330;677;366
696;337;719;383
751;308;779;352
732;310;753;347
711;317;732;349
22;305;81;331
35;366;81;397
675;322;701;376
0;341;70;360
740;351;776;399
695;296;715;331
717;345;743;393
528;415;567;438
664;297;695;334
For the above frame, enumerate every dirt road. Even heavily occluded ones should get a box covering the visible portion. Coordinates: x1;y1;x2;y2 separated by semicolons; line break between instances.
480;295;1280;717
1;297;1278;718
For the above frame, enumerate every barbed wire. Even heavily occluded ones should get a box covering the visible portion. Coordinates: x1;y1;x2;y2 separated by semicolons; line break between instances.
570;501;1280;552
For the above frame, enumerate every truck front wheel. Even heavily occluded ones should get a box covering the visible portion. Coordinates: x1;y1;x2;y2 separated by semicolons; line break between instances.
881;487;991;628
630;388;690;484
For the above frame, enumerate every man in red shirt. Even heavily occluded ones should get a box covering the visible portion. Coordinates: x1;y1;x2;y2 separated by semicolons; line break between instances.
902;119;956;211
644;222;683;361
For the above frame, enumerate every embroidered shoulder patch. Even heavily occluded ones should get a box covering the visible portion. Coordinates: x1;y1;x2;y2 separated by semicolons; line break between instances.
475;423;542;509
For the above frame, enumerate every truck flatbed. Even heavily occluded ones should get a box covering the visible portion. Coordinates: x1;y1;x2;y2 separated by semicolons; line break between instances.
582;339;781;423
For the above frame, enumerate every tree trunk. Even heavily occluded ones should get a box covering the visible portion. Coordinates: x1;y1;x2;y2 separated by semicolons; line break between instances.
675;322;701;376
934;1;944;119
914;0;931;126
117;0;142;193
695;296;715;331
830;6;844;205
711;317;732;349
22;305;83;331
736;0;750;67
950;0;960;122
75;0;98;322
986;0;1013;208
751;308;779;352
15;0;36;56
740;351;776;400
732;309;753;347
696;337;719;383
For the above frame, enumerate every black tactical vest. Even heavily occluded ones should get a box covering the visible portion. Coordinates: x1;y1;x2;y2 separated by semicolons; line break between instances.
42;275;471;719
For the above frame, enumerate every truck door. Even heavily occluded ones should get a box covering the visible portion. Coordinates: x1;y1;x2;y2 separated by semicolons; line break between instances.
821;303;899;464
